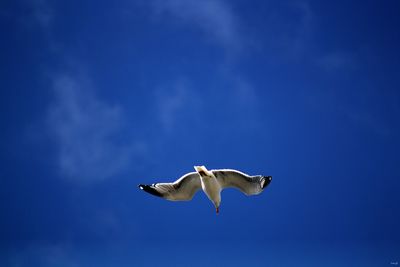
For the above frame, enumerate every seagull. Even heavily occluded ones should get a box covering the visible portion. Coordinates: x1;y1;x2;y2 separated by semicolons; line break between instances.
138;166;272;214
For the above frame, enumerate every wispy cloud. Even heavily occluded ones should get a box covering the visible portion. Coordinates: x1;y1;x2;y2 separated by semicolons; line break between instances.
147;0;261;130
343;107;391;137
316;51;357;72
152;72;261;136
232;76;258;108
5;0;54;30
220;71;261;129
151;0;241;50
263;1;313;59
288;1;313;55
307;86;395;137
155;79;203;133
6;243;81;267
30;0;53;29
48;74;144;182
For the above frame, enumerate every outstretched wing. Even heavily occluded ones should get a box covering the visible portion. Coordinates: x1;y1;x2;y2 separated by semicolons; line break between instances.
138;172;201;201
212;169;271;196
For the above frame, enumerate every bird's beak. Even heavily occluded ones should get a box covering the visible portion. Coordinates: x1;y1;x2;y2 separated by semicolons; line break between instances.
216;207;219;215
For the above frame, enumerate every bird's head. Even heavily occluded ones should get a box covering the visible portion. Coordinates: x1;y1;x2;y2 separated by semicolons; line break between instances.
214;200;221;215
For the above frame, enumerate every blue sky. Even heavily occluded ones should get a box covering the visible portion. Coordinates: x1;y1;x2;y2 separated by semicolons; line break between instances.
1;0;400;266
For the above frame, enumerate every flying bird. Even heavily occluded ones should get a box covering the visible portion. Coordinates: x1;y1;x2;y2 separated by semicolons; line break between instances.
138;166;272;214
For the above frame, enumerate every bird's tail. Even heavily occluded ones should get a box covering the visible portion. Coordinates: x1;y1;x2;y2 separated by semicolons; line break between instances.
194;165;212;177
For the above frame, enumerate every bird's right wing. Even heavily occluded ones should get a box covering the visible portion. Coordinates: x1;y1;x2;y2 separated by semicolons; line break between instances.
212;169;270;196
138;172;201;201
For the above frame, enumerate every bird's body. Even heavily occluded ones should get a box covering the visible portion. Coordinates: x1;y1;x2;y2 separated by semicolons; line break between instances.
196;166;222;212
138;166;272;214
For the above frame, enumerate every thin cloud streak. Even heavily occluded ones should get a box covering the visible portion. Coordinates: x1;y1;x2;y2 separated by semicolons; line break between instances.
152;0;241;50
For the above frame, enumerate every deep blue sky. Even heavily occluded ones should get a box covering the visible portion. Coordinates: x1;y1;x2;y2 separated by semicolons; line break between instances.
1;0;400;266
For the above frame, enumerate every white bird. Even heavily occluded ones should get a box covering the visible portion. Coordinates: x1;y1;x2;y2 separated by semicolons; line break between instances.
138;166;272;214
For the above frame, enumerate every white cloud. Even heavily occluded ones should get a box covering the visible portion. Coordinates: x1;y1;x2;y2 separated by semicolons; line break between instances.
152;0;240;50
48;74;144;182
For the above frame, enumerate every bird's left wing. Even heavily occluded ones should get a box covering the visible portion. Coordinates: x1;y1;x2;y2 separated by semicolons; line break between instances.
138;172;201;201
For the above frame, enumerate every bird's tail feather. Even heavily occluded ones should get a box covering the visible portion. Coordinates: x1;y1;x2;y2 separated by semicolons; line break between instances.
194;165;212;177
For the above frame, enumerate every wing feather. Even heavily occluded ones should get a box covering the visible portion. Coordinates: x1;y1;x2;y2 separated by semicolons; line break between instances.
139;172;201;201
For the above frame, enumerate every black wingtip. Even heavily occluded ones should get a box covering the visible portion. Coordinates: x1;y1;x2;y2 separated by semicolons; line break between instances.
138;184;163;197
262;176;272;189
